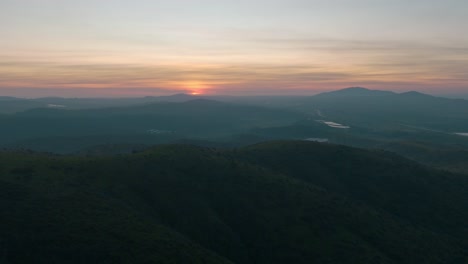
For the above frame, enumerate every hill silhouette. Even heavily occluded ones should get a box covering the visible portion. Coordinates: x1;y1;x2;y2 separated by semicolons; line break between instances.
314;87;396;97
0;100;303;151
2;88;468;175
296;88;468;131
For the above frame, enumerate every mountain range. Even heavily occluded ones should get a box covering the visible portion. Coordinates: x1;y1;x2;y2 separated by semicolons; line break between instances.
1;87;468;172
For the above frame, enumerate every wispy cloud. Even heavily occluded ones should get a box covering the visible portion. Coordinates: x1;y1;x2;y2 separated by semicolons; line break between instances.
1;25;468;95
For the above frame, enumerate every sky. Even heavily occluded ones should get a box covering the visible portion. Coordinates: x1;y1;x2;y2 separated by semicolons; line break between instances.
1;0;467;97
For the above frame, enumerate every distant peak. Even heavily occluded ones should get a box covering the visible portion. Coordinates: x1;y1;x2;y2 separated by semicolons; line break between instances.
149;93;198;102
171;93;193;96
315;87;395;97
145;93;193;99
183;98;221;104
162;93;194;98
342;87;370;91
399;91;431;97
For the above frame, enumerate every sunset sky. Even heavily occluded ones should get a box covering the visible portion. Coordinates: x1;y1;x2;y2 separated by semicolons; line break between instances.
1;0;467;97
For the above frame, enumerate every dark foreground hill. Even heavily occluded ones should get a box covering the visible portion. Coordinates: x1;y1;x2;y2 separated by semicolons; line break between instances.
0;141;467;264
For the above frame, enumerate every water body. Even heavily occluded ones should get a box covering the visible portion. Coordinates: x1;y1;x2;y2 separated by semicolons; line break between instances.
147;129;172;134
47;104;66;108
317;120;350;129
455;133;468;137
304;138;329;143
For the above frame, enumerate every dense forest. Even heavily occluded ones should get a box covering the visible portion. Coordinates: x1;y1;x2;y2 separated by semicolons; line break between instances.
1;141;467;263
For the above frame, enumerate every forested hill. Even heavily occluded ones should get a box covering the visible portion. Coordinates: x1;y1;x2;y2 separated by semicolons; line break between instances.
0;141;467;263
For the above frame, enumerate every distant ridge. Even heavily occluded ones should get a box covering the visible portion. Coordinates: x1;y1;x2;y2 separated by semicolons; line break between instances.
152;93;199;102
314;87;446;99
0;96;20;101
398;91;433;98
315;87;396;97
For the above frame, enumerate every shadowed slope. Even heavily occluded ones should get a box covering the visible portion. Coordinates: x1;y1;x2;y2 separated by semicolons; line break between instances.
0;141;466;263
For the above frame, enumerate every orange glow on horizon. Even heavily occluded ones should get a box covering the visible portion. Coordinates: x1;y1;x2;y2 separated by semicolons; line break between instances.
180;81;210;89
2;62;468;96
173;80;211;95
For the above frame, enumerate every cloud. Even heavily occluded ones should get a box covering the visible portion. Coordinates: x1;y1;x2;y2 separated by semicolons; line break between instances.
1;34;467;95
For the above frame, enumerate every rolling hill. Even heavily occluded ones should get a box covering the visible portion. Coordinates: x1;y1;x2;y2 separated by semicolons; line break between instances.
295;87;468;131
0;94;204;114
0;141;466;263
0;99;303;152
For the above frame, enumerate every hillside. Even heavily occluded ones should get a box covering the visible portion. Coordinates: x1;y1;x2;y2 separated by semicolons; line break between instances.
295;88;468;131
0;94;204;114
313;87;396;97
0;141;466;263
0;99;303;152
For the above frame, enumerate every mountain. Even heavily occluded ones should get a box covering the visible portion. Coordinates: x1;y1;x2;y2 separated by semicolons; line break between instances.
0;94;200;114
31;95;199;110
2;88;468;175
0;96;20;101
150;93;199;102
314;87;441;99
314;87;396;97
398;91;433;98
0;99;303;152
0;141;466;263
0;98;47;113
377;140;468;173
293;88;468;131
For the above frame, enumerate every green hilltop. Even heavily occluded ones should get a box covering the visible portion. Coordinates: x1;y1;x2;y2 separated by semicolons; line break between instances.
0;141;467;263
